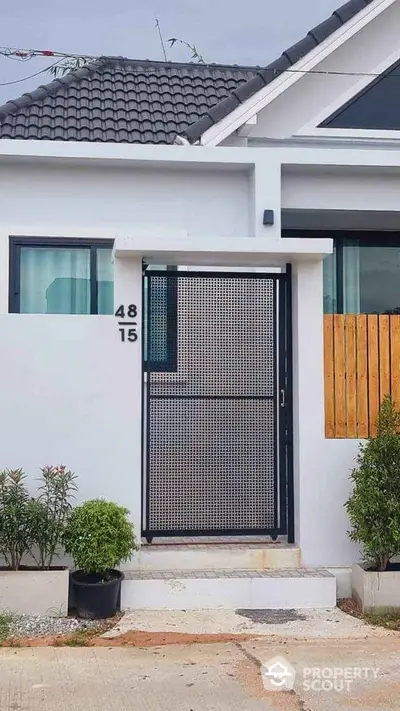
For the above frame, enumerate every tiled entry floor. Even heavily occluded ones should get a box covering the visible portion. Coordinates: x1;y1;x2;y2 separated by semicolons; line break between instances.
126;568;332;580
141;535;285;546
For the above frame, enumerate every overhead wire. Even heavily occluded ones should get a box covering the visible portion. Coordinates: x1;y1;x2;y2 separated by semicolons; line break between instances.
0;43;400;88
0;60;63;87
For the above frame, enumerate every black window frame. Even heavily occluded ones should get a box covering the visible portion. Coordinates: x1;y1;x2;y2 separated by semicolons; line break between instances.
8;236;114;315
8;235;178;372
283;229;400;314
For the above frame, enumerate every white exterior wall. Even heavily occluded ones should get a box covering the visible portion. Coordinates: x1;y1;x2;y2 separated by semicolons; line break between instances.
291;261;360;567
0;311;143;536
245;1;400;139
282;167;400;212
0;162;251;313
0;146;375;567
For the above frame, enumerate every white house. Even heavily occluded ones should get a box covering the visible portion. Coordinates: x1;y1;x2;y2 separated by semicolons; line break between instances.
0;0;399;609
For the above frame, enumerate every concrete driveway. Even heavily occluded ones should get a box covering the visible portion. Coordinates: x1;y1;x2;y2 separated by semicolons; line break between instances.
1;635;400;710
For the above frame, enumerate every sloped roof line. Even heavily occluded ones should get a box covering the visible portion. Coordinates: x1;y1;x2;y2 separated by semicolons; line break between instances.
0;57;259;119
181;0;377;144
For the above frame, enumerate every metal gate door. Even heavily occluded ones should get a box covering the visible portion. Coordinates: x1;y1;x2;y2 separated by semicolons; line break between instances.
143;269;293;539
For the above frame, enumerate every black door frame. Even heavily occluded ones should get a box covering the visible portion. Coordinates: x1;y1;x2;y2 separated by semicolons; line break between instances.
142;265;294;542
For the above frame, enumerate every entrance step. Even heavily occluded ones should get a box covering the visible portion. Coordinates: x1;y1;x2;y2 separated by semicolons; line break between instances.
131;543;301;571
121;568;336;610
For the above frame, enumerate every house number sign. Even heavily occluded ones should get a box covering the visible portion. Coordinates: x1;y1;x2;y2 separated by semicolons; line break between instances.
115;304;138;342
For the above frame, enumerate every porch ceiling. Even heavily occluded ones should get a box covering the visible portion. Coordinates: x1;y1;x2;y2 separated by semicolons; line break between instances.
113;236;332;267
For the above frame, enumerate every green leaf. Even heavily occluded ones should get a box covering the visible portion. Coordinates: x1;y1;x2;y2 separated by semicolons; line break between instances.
345;396;400;571
62;499;138;575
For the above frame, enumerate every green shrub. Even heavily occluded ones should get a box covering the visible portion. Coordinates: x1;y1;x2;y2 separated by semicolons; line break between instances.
62;499;138;575
0;469;38;570
30;465;78;570
345;396;400;571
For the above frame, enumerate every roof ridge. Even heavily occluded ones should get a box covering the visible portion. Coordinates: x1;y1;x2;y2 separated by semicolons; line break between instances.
99;56;263;71
182;0;377;143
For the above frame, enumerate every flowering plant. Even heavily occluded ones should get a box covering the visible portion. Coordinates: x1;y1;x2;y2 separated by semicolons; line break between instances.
30;465;78;569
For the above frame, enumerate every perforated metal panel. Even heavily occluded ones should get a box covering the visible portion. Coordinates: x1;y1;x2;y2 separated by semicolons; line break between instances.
144;271;289;537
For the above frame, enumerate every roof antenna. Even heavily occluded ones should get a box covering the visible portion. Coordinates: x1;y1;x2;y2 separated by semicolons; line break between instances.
155;18;168;62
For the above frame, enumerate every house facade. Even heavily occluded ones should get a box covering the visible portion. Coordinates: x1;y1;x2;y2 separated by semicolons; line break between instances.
0;0;399;604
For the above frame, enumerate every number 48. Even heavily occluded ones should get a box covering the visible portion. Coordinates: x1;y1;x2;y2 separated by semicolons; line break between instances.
115;304;137;319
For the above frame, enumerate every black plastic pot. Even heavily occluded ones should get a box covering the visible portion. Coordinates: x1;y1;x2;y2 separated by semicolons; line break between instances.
71;569;124;620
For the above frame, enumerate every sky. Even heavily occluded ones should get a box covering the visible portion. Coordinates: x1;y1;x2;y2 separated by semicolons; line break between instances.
0;0;341;104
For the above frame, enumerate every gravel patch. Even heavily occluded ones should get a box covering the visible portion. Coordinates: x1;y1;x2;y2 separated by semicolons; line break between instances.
9;615;101;638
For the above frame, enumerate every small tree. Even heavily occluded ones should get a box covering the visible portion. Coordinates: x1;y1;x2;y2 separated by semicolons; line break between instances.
345;395;400;571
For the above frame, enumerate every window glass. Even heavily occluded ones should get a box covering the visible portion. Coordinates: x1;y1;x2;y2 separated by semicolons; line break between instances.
12;241;177;372
323;236;400;315
96;248;114;314
347;243;400;314
20;247;90;314
323;246;337;314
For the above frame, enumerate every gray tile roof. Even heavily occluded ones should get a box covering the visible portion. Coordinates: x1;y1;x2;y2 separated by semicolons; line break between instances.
0;0;376;145
183;0;376;143
0;58;257;144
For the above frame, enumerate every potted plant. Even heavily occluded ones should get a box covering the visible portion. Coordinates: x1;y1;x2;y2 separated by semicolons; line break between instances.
0;466;77;615
63;499;138;619
345;395;400;612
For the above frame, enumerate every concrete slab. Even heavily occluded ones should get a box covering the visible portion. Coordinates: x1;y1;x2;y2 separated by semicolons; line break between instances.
103;607;387;640
1;636;400;710
0;645;273;711
121;569;336;610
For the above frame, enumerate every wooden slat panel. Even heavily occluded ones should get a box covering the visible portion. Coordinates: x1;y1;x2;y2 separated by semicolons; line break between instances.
367;315;379;437
379;315;390;404
356;315;368;439
345;315;357;438
390;316;400;409
324;315;335;438
333;315;346;437
324;314;400;439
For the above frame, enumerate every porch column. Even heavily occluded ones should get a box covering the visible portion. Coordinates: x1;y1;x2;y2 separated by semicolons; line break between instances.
291;259;326;565
113;256;143;539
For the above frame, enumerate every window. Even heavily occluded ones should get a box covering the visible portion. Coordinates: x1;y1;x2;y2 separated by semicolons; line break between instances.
9;237;114;315
323;233;400;315
319;59;400;131
9;237;177;371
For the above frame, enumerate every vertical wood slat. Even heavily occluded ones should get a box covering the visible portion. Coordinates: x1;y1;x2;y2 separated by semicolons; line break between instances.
324;314;400;438
356;315;368;439
333;315;346;438
345;315;357;438
367;316;379;437
379;315;390;404
390;317;400;409
324;315;335;438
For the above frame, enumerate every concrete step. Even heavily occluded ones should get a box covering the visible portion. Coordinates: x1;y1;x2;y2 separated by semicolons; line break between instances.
121;568;336;610
129;544;301;571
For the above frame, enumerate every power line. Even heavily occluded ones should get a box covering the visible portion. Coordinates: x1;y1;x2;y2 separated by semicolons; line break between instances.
0;43;400;83
0;60;62;87
0;47;96;61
